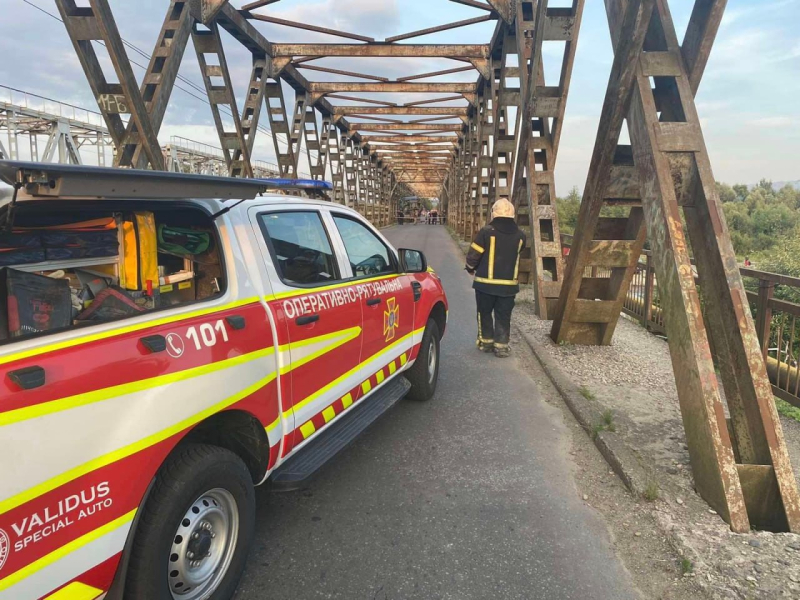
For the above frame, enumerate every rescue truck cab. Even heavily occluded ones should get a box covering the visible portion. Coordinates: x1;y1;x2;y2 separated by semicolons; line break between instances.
0;162;448;600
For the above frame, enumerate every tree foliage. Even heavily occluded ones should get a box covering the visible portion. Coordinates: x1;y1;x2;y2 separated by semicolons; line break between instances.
554;180;800;261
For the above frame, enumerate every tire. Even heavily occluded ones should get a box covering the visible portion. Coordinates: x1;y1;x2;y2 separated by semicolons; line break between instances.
125;444;256;600
405;318;440;402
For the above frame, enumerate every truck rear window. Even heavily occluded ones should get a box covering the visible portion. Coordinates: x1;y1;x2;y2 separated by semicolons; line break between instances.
0;204;225;344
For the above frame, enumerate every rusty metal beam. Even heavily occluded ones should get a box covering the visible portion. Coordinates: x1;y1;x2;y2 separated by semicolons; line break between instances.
552;0;800;533
192;21;254;177
60;0;167;169
361;135;459;143
332;106;470;116
350;123;463;131
327;95;397;107
270;44;490;58
385;15;495;43
241;0;280;10
397;66;476;82
249;13;375;43
485;0;514;23
449;0;494;11
307;82;477;94
295;64;390;82
402;96;469;107
681;0;727;94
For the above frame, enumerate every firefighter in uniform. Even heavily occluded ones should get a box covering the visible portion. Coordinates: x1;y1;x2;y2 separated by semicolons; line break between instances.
465;199;526;358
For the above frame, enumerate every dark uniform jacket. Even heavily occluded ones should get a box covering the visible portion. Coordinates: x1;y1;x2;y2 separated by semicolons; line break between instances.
465;217;527;296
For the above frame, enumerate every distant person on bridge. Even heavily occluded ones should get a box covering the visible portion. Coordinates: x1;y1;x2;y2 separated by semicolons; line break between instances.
465;199;526;358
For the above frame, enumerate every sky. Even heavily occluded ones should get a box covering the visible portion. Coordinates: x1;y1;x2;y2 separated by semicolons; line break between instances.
0;0;798;194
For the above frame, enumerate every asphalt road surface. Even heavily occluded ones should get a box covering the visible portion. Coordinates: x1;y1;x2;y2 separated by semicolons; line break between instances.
235;224;640;600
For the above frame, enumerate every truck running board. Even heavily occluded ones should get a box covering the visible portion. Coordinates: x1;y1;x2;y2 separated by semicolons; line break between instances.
270;376;411;491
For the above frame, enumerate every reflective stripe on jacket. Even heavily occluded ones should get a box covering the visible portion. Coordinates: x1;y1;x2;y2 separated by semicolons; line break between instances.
465;217;526;296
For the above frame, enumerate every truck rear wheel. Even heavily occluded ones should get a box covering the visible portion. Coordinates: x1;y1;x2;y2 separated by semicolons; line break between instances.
125;443;255;600
405;318;440;401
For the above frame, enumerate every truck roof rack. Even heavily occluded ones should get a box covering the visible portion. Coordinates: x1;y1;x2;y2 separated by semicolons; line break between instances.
0;161;329;200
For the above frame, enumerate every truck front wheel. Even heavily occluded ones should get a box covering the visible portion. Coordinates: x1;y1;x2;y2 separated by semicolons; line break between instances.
125;443;256;600
405;318;440;401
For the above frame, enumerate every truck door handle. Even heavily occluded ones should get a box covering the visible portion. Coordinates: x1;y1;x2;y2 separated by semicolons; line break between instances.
140;335;167;353
366;298;382;306
8;365;46;390
226;315;246;330
296;314;320;326
411;282;422;302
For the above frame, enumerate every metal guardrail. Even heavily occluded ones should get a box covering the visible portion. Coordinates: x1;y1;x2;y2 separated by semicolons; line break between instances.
560;233;800;408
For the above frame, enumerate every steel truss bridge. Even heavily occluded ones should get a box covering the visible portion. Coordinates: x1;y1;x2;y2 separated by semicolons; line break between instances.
0;88;279;178
29;0;800;533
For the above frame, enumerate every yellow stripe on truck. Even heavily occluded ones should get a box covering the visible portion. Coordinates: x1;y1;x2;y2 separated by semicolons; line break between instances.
44;582;104;600
0;374;276;517
0;347;276;429
0;297;261;367
0;510;137;593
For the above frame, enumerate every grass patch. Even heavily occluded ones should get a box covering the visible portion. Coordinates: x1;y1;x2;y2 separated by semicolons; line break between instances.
559;339;571;347
590;409;617;439
602;409;616;433
579;385;595;401
679;558;694;575
643;482;660;502
776;398;800;423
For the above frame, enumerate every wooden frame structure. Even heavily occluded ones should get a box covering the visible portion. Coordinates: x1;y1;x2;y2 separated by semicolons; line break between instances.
56;0;799;532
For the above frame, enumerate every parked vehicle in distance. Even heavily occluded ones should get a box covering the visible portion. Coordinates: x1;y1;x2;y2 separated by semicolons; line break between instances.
0;162;448;600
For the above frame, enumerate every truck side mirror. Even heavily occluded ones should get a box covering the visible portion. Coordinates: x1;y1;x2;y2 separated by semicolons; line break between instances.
399;248;427;273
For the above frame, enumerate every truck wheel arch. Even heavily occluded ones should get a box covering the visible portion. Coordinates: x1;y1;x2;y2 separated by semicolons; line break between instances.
105;409;270;599
429;301;447;339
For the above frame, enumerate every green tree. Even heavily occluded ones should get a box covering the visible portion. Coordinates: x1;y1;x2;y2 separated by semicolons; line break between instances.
755;231;800;304
732;184;749;202
556;186;581;234
717;182;737;204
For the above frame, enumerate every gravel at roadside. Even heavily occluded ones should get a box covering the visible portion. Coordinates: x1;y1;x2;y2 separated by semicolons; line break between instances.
513;287;800;600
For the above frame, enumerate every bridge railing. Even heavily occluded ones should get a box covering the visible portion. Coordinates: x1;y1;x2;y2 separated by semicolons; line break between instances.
560;234;800;408
0;84;108;130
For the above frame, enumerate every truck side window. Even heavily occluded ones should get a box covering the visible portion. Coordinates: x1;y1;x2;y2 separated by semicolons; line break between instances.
259;211;339;285
332;215;395;278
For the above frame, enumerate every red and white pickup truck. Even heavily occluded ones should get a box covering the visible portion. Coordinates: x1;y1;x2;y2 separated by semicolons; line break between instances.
0;162;448;600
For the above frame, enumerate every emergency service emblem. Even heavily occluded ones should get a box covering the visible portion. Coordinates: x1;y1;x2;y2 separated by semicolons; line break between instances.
383;297;400;342
0;528;9;571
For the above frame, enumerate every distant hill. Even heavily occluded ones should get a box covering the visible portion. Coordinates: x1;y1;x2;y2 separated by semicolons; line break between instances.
749;180;800;191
